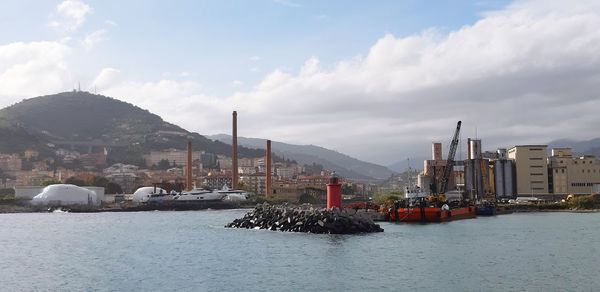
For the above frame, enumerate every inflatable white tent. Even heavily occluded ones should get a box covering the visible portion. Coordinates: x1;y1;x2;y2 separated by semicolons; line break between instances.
32;184;99;206
132;186;166;203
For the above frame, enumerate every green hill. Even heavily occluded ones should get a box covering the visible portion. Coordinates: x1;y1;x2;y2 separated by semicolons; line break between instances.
0;91;263;164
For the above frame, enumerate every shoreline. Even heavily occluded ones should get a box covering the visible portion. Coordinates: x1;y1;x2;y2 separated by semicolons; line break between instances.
1;203;599;215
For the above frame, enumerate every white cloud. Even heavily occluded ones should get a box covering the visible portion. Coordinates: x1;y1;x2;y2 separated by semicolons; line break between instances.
6;0;600;165
49;0;92;32
82;29;107;50
91;0;600;164
0;41;73;104
249;56;261;62
232;80;244;87
180;71;191;77
104;20;117;26
91;68;121;90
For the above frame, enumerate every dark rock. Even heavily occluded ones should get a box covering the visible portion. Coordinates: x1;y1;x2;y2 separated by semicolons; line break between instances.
225;203;384;234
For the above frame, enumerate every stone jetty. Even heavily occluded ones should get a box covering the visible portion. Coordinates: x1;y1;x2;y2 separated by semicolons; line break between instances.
226;203;384;234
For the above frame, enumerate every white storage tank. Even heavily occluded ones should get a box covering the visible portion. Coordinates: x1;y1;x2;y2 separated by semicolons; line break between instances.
132;186;167;203
32;184;99;206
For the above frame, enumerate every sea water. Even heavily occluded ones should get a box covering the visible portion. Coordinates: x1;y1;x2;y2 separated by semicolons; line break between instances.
1;210;599;291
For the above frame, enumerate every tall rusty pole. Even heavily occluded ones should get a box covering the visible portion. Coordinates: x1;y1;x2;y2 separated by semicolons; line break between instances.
232;111;238;189
266;139;272;198
186;138;193;191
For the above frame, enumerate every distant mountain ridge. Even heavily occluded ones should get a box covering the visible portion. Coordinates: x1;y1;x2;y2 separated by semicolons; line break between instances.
547;138;600;157
209;134;396;180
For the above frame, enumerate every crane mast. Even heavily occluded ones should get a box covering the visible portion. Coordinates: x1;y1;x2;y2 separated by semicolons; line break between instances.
439;121;461;194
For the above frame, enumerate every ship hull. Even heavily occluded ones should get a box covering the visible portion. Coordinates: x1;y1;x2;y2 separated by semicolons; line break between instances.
476;205;496;216
393;206;476;223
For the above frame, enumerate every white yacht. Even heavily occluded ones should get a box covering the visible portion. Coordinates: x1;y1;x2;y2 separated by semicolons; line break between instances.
217;185;248;202
172;187;226;202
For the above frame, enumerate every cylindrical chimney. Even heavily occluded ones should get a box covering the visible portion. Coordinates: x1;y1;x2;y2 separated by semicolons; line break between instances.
265;139;272;198
232;111;238;189
327;173;342;209
186;139;193;191
432;142;442;161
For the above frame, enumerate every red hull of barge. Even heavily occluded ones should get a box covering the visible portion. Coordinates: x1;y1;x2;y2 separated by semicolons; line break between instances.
393;206;476;223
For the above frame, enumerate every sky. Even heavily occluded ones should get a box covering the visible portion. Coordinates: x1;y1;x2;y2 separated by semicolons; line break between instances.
1;0;599;166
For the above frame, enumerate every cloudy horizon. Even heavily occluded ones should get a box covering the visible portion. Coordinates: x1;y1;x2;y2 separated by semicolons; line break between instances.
1;0;600;166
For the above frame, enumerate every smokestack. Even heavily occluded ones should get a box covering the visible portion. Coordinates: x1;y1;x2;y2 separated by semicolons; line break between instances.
266;139;272;198
232;111;238;189
186;138;193;191
432;142;442;161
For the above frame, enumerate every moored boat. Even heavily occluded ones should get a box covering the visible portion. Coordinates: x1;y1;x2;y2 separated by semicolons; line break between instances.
475;202;497;216
393;204;476;223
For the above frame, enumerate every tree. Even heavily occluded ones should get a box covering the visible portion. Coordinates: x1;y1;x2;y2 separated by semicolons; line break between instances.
106;182;123;194
65;176;85;186
157;159;171;170
342;184;354;195
88;176;109;187
41;179;61;186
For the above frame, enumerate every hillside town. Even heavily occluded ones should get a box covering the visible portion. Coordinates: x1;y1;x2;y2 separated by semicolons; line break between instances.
1;135;599;205
0;145;372;204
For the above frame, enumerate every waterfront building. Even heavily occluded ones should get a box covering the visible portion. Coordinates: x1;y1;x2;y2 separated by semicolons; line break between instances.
272;181;302;202
240;173;267;195
0;154;22;172
276;166;298;180
238;157;254;167
103;163;139;193
79;152;107;169
297;175;329;190
548;148;600;195
238;166;257;175
144;149;203;167
203;174;233;190
216;155;233;170
507;145;549;196
23;149;39;160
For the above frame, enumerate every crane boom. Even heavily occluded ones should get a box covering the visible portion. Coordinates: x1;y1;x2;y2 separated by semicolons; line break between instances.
439;121;461;194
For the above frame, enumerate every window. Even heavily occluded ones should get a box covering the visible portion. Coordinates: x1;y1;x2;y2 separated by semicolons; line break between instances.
530;158;543;160
561;169;565;174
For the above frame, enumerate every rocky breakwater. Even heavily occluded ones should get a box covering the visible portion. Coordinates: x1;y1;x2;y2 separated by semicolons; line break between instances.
226;204;384;234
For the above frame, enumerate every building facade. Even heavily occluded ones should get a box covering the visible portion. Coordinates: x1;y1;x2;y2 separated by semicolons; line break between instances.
144;149;203;167
507;145;548;196
548;148;600;195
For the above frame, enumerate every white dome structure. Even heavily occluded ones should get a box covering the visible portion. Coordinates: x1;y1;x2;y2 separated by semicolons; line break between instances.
132;186;167;203
32;184;99;206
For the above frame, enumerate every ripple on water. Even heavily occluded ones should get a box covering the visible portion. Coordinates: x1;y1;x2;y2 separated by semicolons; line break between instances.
0;211;599;291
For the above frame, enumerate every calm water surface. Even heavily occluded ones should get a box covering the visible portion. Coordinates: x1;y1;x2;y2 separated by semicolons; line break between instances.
1;210;599;291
